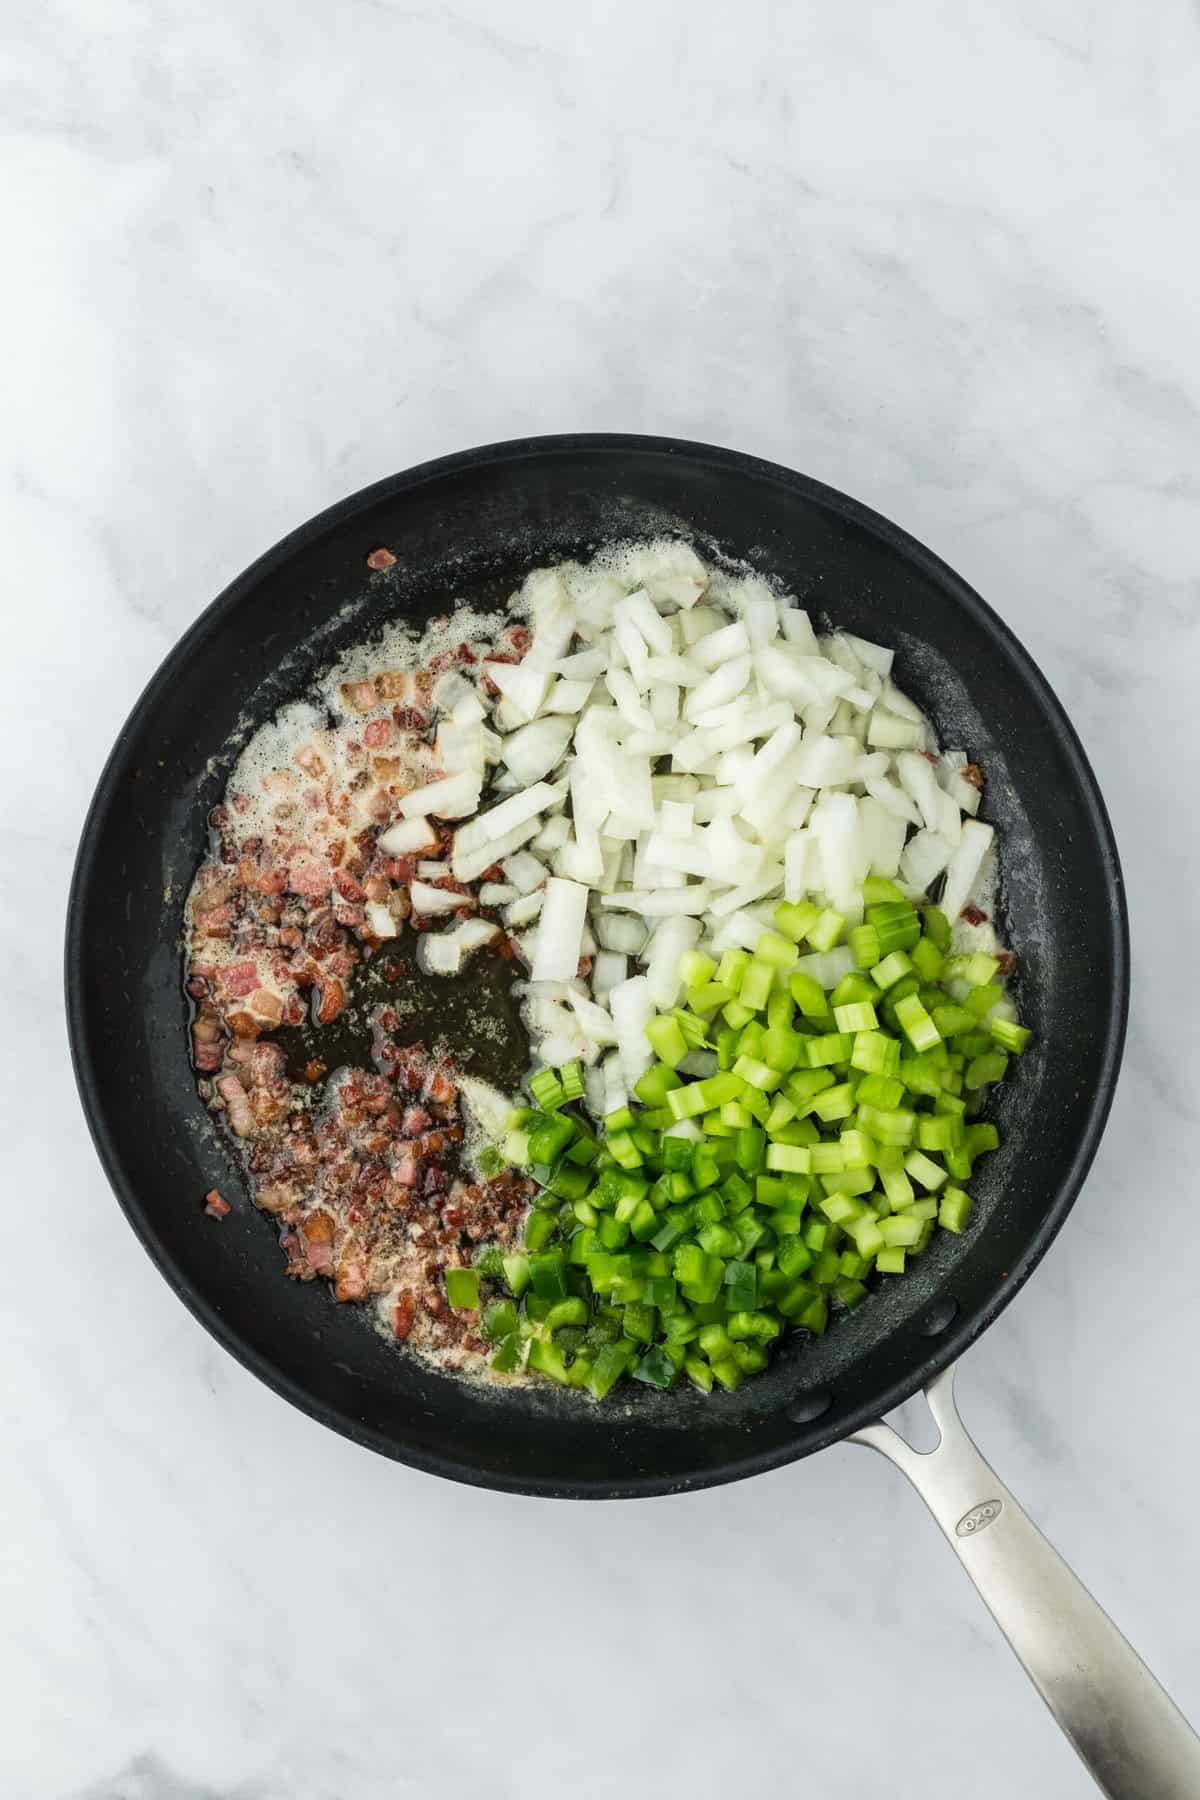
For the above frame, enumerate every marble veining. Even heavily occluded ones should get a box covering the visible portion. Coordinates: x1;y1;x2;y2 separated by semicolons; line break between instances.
3;2;1199;1796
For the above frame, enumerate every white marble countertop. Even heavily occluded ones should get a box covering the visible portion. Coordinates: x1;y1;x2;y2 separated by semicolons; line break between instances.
6;3;1199;1796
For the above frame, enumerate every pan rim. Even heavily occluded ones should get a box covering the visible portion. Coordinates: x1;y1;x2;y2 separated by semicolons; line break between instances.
65;432;1129;1498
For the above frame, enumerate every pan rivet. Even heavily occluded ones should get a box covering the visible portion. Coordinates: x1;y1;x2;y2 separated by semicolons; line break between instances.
918;1298;959;1337
788;1388;832;1424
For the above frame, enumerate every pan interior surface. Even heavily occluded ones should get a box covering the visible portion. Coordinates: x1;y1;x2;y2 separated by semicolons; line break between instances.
67;436;1127;1497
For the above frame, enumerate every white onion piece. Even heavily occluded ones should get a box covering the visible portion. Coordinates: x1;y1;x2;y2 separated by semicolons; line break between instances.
601;1050;627;1115
660;799;694;838
940;764;983;816
755;646;852;708
479;882;518;906
556;831;606;886
683;655;751;721
504;892;544;927
605;667;656;731
411;881;473;915
418;921;498;976
437;722;485;773
598;885;713;916
823;635;864;679
532;814;570;854
645;653;702;686
792;734;862;789
643;915;702;1008
594;912;647;955
452;816;540;882
705;815;765;883
648;683;679;731
454;781;557;857
500;718;574;786
864;775;922;827
708;866;785;917
899;828;954;893
679;605;722;645
554;648;608;679
671;703;791;772
896;751;943;833
482;660;550;721
934;788;963;845
940;819;995;924
502;850;548;894
691;620;750;670
398;769;481;819
784;830;812;903
610;976;656;1084
364;901;399;938
531;877;588;981
866;709;923;751
619;588;673;656
778;606;818;652
545;678;593;714
449;687;486;725
793;945;856;989
568;990;619;1046
742;596;779;648
809;792;865;920
592;949;627;1000
377;817;439;855
881;678;926;724
841;632;894;677
711;907;777;953
641;831;713;881
432;671;475;713
692;788;741;822
858;798;907;880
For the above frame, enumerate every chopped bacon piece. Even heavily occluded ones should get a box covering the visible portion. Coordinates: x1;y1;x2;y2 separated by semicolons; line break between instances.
366;546;397;571
363;718;393;749
204;1188;231;1219
392;1292;417;1339
247;989;284;1024
315;976;346;1024
962;902;988;926
962;763;985;790
293;743;326;776
333;868;365;903
340;680;378;712
427;1070;456;1106
290;858;332;899
335;1258;368;1300
222;961;260;998
392;706;428;732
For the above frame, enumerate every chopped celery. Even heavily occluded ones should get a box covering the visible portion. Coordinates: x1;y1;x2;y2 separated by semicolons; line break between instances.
485;889;1030;1400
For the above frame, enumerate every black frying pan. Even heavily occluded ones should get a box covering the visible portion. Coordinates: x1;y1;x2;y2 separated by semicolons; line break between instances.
69;436;1196;1795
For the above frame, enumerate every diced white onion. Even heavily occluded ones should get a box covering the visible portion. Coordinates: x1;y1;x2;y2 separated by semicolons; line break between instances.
610;976;656;1084
940;819;995;925
377;817;439;855
398;769;481;819
531;877;588;982
411;881;473;915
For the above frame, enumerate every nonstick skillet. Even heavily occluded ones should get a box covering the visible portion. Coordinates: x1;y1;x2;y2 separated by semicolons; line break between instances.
66;435;1198;1796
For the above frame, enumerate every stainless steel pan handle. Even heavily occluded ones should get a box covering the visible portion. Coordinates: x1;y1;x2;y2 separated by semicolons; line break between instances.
852;1364;1200;1798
